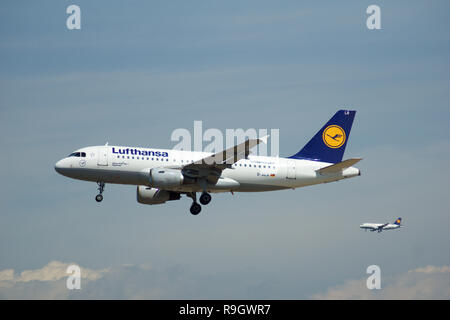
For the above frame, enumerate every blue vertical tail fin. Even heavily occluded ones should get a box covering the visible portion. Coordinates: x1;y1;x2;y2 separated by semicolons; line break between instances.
289;110;356;163
394;218;402;226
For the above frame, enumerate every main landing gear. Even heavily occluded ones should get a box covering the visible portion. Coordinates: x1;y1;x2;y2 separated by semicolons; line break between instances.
199;192;211;205
187;192;211;215
95;182;105;202
190;202;202;215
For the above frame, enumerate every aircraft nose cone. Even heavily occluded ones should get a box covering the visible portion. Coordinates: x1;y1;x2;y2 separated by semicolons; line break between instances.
54;160;64;174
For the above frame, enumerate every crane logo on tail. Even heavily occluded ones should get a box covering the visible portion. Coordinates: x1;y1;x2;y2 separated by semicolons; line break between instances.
323;125;346;149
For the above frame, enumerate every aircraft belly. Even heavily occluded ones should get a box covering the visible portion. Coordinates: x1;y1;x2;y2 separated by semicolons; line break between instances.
63;165;335;193
61;167;143;185
234;183;289;192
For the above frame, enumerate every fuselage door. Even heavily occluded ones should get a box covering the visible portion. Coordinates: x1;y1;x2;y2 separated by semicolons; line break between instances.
97;147;109;166
286;160;296;179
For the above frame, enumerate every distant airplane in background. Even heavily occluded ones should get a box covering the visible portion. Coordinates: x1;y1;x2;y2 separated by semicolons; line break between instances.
360;218;403;233
55;110;361;215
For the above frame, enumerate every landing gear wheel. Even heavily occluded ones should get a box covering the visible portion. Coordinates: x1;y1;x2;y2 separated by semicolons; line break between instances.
95;182;105;203
199;193;211;205
190;202;201;215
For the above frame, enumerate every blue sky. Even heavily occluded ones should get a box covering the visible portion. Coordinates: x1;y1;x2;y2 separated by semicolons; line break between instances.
0;1;449;299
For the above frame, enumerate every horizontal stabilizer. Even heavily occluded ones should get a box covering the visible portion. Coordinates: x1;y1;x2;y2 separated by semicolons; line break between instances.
317;158;362;174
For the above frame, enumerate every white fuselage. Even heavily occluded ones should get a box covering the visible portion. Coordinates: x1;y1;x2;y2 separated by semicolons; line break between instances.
359;223;401;231
55;145;361;193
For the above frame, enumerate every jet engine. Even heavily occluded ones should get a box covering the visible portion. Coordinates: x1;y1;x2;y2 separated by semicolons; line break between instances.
136;186;181;205
148;168;194;188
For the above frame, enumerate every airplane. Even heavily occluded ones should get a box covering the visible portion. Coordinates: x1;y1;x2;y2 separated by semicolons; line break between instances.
54;110;361;215
359;218;403;233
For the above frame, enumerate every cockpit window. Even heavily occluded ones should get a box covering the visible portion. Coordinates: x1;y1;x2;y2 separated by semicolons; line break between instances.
68;152;86;157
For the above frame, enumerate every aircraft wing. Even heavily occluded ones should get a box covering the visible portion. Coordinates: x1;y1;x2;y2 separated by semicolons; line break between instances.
181;136;269;184
377;223;389;231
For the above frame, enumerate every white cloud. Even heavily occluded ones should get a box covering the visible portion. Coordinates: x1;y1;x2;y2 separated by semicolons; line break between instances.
2;261;450;299
0;261;106;286
413;265;450;274
0;261;191;299
0;261;111;299
312;265;450;300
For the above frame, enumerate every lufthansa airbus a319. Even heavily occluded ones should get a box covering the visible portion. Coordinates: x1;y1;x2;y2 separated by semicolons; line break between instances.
55;110;362;215
360;218;403;233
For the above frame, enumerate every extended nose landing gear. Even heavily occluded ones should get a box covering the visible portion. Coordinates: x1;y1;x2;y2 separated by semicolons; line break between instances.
187;192;212;215
95;182;105;202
